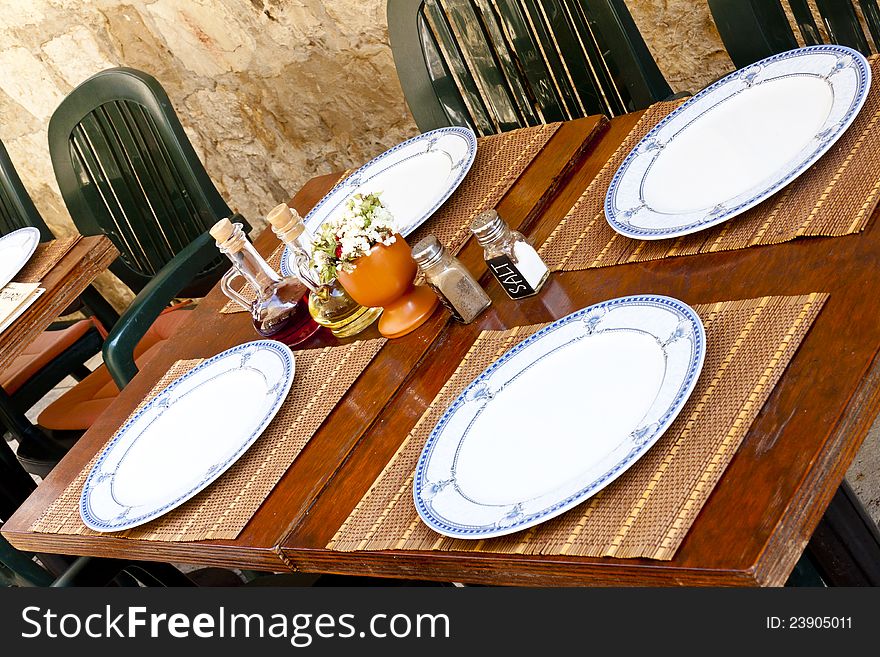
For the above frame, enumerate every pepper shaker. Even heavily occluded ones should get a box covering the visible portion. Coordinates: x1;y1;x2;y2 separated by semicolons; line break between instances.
411;235;490;323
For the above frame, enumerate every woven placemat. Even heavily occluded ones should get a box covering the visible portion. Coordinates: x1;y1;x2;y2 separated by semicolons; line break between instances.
407;122;561;254
538;55;880;271
31;338;386;541
14;236;81;283
219;243;285;314
328;293;826;560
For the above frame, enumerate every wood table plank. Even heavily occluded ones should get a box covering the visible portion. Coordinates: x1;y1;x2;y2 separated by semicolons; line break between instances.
2;116;606;569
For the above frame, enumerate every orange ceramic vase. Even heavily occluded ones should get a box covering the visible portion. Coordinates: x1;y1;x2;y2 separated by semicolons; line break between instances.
337;234;439;338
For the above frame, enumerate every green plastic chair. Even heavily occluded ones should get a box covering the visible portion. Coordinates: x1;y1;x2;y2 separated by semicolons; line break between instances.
25;68;246;475
1;138;118;331
48;67;244;298
708;0;879;69
387;0;674;136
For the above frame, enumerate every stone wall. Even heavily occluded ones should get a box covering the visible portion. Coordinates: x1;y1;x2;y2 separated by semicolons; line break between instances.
0;0;733;308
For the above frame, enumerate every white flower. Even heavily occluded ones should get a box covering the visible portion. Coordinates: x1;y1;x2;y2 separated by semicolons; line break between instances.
308;191;398;282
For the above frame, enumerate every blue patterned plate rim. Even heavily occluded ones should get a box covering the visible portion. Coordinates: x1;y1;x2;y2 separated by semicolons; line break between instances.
281;125;477;276
413;294;706;539
79;339;295;532
604;45;871;240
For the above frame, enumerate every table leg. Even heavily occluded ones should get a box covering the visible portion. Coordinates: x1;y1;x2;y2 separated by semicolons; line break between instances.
0;439;35;522
806;480;880;586
0;532;53;586
79;284;120;333
0;389;47;521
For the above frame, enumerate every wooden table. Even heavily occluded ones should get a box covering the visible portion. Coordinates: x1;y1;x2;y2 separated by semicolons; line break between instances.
5;113;880;586
0;235;118;520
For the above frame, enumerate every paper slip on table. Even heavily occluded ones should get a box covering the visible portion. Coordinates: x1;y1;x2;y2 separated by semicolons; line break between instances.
0;236;117;372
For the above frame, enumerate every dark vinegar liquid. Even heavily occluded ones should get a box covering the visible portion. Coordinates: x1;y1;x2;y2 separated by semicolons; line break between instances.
253;294;321;346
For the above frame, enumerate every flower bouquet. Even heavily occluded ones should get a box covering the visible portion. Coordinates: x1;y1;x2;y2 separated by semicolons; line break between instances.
310;192;438;338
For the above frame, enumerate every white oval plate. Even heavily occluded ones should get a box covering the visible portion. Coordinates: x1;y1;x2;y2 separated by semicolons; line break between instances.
605;45;871;240
281;126;477;276
80;340;295;532
414;295;705;539
0;227;40;289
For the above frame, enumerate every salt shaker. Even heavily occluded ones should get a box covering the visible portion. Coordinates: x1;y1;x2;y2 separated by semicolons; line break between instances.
470;209;549;299
411;235;490;323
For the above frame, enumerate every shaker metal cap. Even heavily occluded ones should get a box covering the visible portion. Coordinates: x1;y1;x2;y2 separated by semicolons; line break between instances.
411;234;445;269
470;208;506;245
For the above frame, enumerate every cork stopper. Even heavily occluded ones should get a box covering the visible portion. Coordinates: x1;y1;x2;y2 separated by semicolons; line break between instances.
267;203;305;241
210;218;234;243
210;218;244;253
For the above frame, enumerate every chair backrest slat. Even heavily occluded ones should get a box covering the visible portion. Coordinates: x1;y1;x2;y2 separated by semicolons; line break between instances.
0;140;53;240
69;117;155;275
0;178;26;235
100;103;174;255
101;101;201;266
859;0;880;50
709;0;878;70
555;0;629;115
489;0;570;122
440;1;526;132
92;107;176;271
0;187;16;232
49;68;239;297
816;0;872;52
476;1;550;124
389;0;671;136
109;101;188;256
519;0;605;118
788;0;824;45
417;15;479;130
126;104;208;243
423;2;505;133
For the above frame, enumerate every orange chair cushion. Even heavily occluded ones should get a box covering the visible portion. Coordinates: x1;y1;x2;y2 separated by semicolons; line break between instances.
37;306;194;432
0;319;96;395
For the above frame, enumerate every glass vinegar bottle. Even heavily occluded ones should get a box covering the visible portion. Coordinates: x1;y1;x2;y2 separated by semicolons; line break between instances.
210;218;320;345
266;204;381;338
